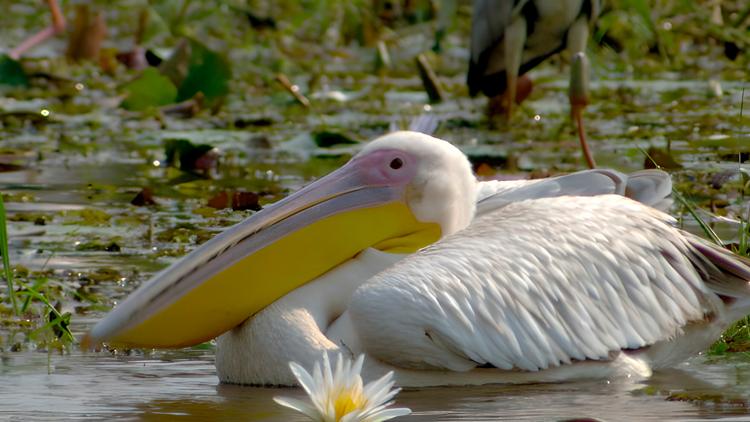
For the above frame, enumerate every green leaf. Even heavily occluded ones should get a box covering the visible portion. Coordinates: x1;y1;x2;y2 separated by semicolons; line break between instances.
0;54;29;87
159;38;191;88
0;195;18;314
121;67;177;111
141;6;170;44
709;341;729;355
626;0;656;32
312;130;360;148
176;40;231;104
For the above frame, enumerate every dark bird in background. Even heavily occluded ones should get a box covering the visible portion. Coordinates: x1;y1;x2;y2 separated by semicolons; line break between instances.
468;0;600;168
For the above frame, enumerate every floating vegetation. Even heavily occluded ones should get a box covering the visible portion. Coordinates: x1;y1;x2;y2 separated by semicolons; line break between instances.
0;195;75;350
0;54;28;87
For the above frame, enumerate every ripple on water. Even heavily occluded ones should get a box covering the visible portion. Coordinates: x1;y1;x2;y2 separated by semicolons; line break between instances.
0;353;748;420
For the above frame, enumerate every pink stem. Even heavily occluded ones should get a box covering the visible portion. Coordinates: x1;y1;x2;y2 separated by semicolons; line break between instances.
9;0;65;60
574;106;596;169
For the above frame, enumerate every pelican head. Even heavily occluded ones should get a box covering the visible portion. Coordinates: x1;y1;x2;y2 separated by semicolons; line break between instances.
87;131;478;349
360;131;477;235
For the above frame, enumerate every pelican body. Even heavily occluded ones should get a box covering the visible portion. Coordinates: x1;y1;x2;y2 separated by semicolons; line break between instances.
88;131;750;387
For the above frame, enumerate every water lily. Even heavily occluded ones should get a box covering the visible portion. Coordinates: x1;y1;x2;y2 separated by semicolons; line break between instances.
274;354;411;422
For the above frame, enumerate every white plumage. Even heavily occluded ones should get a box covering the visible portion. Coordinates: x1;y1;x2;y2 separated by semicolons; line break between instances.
214;132;750;387
349;196;718;373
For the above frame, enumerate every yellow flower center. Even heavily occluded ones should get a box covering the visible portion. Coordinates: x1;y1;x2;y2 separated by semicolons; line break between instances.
333;386;367;421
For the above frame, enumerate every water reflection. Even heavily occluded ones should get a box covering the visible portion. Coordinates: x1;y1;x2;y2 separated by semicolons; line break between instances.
1;351;749;421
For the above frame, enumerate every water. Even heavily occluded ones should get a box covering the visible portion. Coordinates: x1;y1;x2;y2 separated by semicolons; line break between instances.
1;351;750;421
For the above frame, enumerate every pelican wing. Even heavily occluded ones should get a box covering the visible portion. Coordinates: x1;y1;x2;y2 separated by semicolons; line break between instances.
623;170;673;209
349;195;729;372
477;169;671;214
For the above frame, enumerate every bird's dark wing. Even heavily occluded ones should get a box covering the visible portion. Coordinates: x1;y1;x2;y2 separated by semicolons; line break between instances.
468;0;600;97
467;0;515;96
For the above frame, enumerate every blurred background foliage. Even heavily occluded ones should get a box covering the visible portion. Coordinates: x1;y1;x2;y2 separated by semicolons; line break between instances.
3;0;748;93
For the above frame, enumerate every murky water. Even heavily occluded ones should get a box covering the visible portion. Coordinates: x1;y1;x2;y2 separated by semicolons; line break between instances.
2;350;750;421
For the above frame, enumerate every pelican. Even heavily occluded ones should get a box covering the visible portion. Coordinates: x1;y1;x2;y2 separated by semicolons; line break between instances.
468;0;601;167
87;131;750;387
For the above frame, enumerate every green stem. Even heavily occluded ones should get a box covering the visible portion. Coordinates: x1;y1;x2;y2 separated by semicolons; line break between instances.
19;280;74;343
672;189;723;246
0;195;18;314
640;146;722;246
173;0;192;31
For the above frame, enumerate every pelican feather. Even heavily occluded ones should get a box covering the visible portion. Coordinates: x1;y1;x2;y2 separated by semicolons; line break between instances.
348;195;745;379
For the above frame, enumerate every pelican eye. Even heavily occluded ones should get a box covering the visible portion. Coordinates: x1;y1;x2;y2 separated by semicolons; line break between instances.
389;158;403;170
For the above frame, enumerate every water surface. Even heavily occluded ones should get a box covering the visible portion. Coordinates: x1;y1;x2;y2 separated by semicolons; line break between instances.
2;351;750;421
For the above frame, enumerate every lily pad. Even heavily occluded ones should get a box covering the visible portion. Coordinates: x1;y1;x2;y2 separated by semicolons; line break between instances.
0;54;29;87
175;40;231;104
156;223;213;244
312;130;360;148
64;209;112;226
121;67;177;111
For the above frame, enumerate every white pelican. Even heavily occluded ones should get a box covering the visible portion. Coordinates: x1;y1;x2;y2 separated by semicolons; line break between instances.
87;131;750;387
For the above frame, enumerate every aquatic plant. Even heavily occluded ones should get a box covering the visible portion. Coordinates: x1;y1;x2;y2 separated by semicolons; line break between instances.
0;195;74;346
0;195;18;313
274;354;411;422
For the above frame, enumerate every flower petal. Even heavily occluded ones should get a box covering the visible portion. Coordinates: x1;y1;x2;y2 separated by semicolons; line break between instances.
273;396;322;420
351;354;365;378
334;353;347;388
361;406;412;422
340;410;363;422
367;385;400;409
363;373;398;406
323;353;334;387
289;361;318;399
281;354;409;422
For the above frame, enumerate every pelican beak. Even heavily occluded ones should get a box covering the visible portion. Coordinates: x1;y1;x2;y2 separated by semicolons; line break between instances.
86;149;441;348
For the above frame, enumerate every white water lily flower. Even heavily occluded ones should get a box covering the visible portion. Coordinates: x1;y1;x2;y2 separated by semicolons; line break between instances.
274;354;411;422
